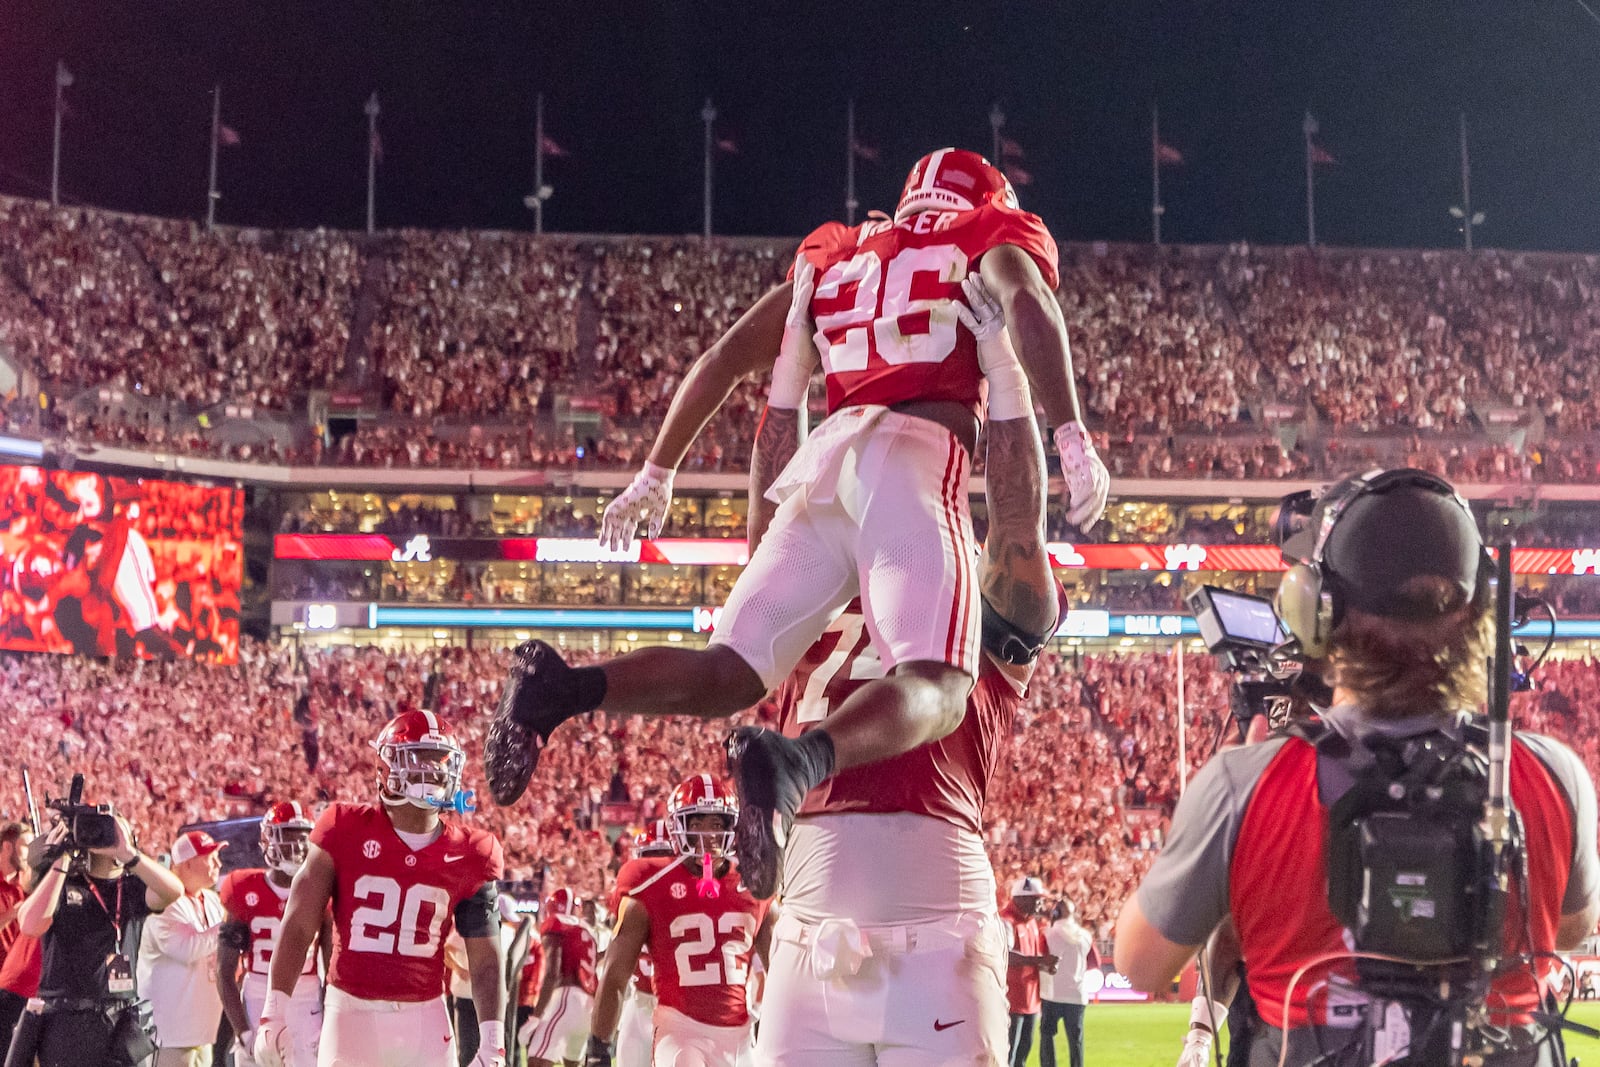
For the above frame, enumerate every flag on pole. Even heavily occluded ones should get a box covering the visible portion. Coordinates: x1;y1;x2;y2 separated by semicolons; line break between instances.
218;124;241;147
1008;164;1034;186
370;128;384;164
1156;141;1184;165
851;140;880;163
540;135;567;158
716;136;739;154
1001;136;1025;160
1310;143;1336;165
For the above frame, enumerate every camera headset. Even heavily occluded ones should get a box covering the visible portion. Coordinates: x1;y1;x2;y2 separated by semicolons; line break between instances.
1274;467;1493;659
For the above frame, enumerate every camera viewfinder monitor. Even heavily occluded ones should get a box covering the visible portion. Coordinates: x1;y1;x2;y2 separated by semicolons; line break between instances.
1190;586;1285;652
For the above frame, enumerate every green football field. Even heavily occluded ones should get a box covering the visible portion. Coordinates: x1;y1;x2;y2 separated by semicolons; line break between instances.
1022;1001;1600;1066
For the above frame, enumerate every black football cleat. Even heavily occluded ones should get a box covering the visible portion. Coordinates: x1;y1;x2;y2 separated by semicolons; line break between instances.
725;726;816;900
484;640;589;807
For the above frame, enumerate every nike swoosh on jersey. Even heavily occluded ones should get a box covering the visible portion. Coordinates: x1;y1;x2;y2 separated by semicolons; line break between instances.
443;854;465;863
933;1019;966;1031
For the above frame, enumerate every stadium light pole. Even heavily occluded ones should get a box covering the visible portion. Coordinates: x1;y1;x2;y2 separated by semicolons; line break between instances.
845;98;858;226
702;97;716;239
526;92;551;236
1449;112;1485;253
51;60;72;207
1151;102;1164;246
206;85;222;231
365;92;380;236
1303;111;1318;249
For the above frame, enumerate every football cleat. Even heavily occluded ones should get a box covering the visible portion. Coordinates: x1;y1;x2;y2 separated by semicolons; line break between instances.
484;640;593;807
895;147;1017;224
724;727;817;900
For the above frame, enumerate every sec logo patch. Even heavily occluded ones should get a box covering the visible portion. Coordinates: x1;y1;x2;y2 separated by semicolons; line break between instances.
363;840;381;860
245;892;259;907
669;883;687;900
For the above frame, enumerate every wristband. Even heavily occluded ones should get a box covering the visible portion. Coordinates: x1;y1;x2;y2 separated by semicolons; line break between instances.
768;334;814;409
1188;995;1227;1034
642;460;674;483
479;1020;505;1053
974;335;1032;422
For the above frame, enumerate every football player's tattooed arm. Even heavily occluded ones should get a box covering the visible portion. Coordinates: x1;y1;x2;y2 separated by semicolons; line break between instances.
216;920;252;1040
981;411;1056;638
747;406;802;556
590;898;649;1042
977;244;1086;430
644;283;793;472
270;844;335;995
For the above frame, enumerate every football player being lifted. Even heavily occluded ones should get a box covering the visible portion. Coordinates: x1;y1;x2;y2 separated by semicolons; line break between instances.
256;711;507;1067
488;148;1107;902
587;776;775;1067
217;801;330;1067
752;273;1063;1066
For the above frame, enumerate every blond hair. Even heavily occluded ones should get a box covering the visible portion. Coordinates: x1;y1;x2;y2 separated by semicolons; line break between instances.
1324;575;1493;719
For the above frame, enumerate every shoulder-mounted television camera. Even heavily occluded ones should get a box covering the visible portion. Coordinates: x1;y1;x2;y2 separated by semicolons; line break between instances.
46;774;120;852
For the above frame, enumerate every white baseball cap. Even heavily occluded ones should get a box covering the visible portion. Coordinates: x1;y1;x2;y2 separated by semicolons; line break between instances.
171;830;228;865
1010;876;1046;898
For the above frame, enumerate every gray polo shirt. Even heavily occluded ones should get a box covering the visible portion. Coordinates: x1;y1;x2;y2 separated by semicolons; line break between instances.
1136;705;1599;948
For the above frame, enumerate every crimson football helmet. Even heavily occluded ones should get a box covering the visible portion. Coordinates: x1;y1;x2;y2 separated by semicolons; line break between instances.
631;818;676;859
544;886;579;918
372;710;466;810
259;800;314;878
666;775;738;857
895;147;1018;224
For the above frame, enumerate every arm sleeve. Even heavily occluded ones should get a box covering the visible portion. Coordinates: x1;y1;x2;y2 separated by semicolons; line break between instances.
1134;740;1287;947
454;881;500;940
1519;733;1600;915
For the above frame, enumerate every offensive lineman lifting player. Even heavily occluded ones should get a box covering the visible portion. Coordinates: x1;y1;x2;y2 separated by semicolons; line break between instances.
487;148;1109;900
255;710;508;1067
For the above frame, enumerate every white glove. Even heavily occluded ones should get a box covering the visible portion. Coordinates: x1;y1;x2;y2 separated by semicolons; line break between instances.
1175;1028;1214;1067
1054;421;1109;529
599;461;675;551
252;991;292;1067
234;1031;255;1065
468;1020;506;1067
954;272;1005;342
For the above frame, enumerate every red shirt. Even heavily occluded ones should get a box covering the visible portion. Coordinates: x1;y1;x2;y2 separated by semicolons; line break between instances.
0;878;25;966
0;933;41;998
538;912;597;996
1001;902;1045;1015
794;202;1059;416
1231;736;1573;1029
616;856;770;1028
311;803;503;1003
773;598;1022;835
218;868;316;979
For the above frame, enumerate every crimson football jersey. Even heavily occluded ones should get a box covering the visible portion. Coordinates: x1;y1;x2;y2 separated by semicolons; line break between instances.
218;868;316;979
616;856;769;1028
773;598;1023;835
537;912;598;996
311;803;503;1002
793;202;1059;416
606;870;657;995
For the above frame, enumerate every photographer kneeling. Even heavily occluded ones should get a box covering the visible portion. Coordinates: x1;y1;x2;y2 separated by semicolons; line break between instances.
6;807;182;1067
1115;469;1600;1066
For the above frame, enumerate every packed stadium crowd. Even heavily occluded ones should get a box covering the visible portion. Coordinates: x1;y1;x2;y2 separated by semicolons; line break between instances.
6;196;1600;485
1;638;1595;943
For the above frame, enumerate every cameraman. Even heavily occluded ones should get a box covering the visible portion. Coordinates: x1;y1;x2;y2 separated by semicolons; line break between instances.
7;812;182;1067
1115;470;1600;1066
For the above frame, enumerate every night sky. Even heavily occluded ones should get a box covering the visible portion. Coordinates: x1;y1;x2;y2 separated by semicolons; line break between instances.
4;1;1600;251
